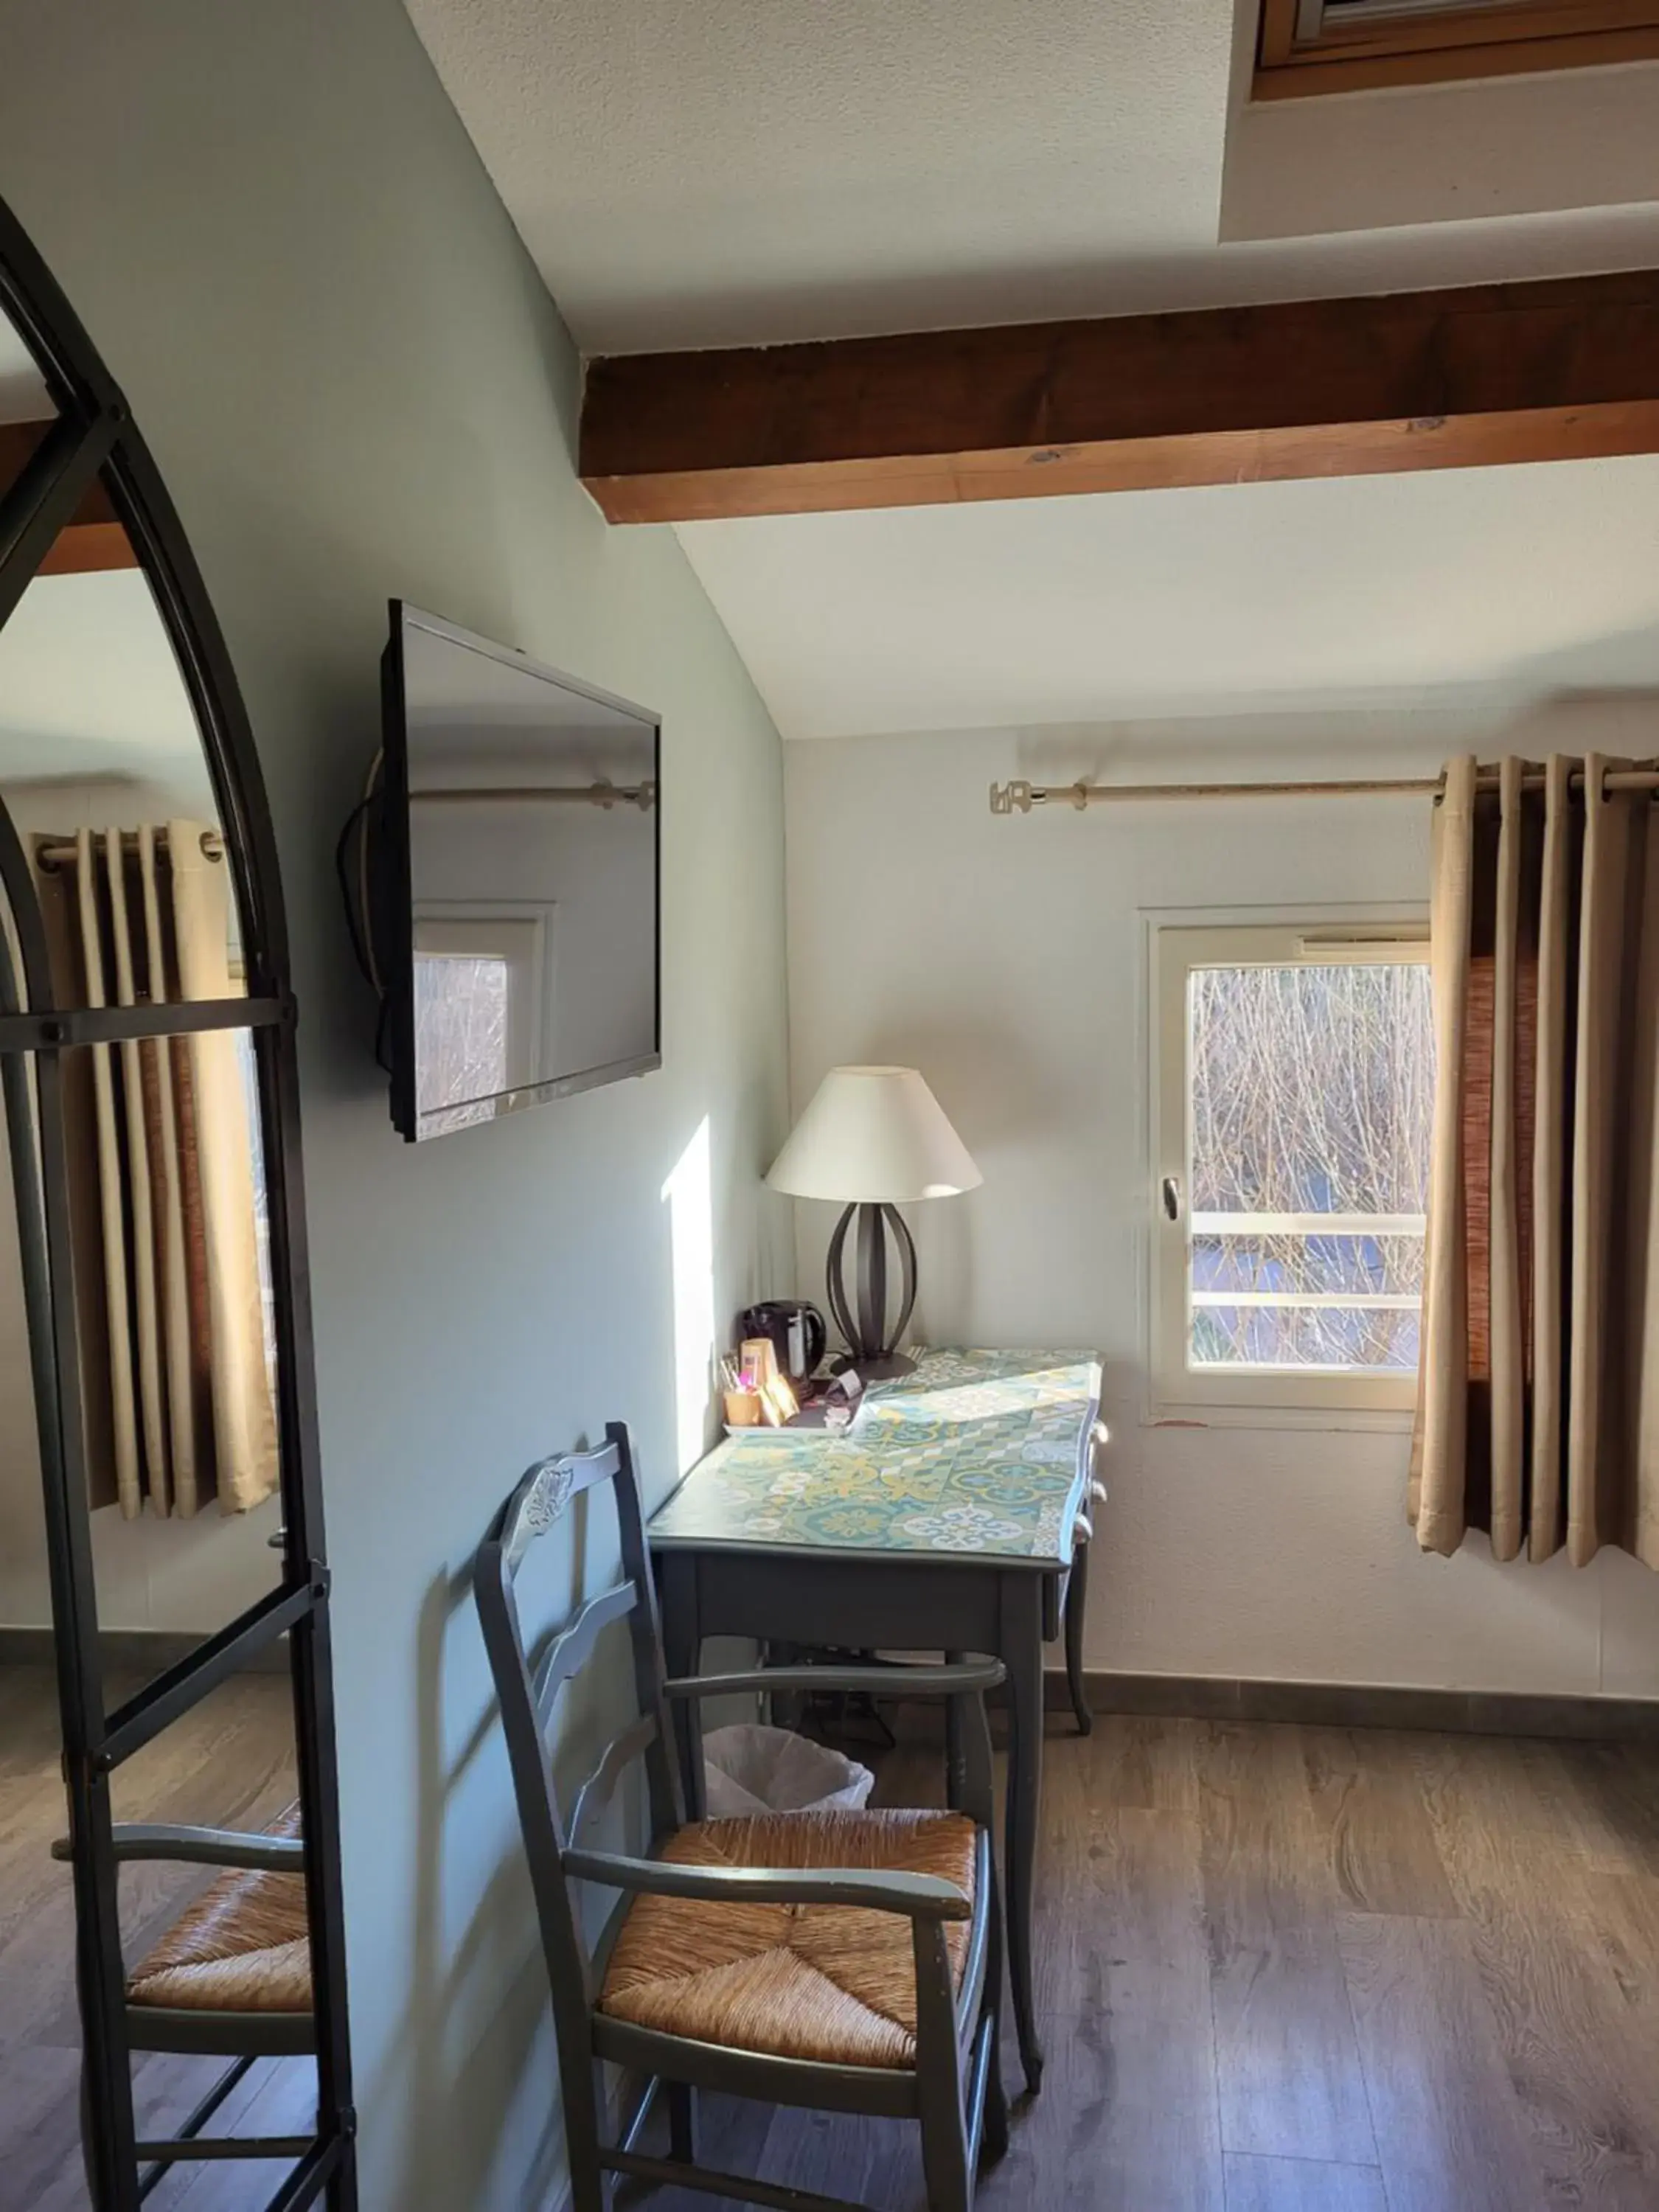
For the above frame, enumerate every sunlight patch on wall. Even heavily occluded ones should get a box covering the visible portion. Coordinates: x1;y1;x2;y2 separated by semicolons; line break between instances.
663;1114;715;1475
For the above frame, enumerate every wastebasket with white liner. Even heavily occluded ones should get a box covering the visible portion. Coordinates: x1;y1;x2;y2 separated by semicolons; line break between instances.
701;1722;874;1818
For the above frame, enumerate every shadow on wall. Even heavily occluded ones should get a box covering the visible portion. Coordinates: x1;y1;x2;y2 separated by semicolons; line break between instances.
379;1457;667;2210
361;1093;737;2202
1488;686;1659;759
1012;713;1449;793
374;1560;558;2212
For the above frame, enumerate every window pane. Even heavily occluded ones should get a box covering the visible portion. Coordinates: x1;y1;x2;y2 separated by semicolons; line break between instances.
1193;1301;1422;1372
414;951;509;1133
1193;1229;1425;1298
1187;960;1433;1375
1190;963;1433;1217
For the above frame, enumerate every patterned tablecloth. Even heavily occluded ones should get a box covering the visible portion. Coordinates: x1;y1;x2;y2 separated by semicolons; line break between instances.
648;1348;1102;1568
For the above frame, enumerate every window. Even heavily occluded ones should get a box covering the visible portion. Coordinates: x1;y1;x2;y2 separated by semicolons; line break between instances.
412;903;551;1135
1255;0;1659;97
1152;922;1433;1416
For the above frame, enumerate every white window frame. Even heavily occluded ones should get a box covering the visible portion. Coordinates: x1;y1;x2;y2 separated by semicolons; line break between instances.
1150;915;1430;1425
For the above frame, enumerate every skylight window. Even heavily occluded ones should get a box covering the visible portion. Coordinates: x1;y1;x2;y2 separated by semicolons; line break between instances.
1256;0;1659;96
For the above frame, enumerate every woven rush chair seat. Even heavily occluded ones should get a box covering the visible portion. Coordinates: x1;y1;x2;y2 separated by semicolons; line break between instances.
599;1807;978;2069
127;1805;311;2015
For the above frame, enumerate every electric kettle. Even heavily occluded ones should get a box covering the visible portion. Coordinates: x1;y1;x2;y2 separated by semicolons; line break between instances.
739;1300;827;1385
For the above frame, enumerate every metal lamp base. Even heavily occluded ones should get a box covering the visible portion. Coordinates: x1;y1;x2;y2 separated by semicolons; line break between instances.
832;1349;916;1382
826;1201;918;1372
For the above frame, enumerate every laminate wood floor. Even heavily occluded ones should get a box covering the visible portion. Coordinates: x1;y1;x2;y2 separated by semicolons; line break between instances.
645;1711;1659;2212
10;1673;1659;2212
0;1663;309;2212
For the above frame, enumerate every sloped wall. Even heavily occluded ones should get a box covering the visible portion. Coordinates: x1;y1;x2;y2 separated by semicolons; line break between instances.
0;5;790;2204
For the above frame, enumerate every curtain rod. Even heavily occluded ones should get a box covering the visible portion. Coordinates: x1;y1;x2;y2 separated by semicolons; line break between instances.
411;781;656;811
34;827;226;872
989;767;1659;813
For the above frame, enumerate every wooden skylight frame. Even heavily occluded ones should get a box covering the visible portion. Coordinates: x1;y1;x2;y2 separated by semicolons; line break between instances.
1255;0;1659;96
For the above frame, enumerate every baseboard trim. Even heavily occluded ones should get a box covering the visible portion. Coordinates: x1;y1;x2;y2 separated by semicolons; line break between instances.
1045;1667;1659;1742
0;1626;288;1676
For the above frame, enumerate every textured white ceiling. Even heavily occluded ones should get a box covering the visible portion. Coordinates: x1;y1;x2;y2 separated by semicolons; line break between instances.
406;4;1659;747
675;457;1659;739
406;0;1659;350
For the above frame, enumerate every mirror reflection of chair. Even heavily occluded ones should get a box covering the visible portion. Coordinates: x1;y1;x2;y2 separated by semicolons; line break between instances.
52;1808;317;2186
0;189;355;2211
476;1422;1009;2212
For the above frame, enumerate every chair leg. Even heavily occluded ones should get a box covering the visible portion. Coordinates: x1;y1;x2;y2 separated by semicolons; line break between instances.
919;2093;973;2212
568;2150;611;2212
566;2059;612;2212
914;1913;974;2212
667;2081;699;2163
979;1975;1009;2168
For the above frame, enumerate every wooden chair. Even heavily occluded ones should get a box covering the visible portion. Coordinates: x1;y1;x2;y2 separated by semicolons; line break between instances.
475;1422;1009;2212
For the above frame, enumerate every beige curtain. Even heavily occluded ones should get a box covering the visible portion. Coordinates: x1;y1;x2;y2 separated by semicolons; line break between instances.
35;821;278;1519
1411;754;1659;1568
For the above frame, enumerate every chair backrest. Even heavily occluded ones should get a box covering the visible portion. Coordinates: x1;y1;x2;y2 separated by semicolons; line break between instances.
474;1421;685;2027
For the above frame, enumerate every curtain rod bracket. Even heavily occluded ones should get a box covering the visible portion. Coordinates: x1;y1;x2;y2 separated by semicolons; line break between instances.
989;780;1088;813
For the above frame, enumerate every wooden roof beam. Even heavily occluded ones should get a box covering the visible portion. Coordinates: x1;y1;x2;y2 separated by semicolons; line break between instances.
580;269;1659;524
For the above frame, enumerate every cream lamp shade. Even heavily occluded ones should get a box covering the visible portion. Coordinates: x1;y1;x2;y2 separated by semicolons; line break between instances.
765;1067;980;1377
765;1066;981;1203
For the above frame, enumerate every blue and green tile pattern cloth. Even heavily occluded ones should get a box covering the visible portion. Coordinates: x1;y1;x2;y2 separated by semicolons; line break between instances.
649;1348;1101;1567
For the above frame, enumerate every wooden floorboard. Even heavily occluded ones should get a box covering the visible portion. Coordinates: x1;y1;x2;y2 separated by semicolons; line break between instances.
11;1665;1659;2210
1405;1731;1659;2205
1197;1719;1377;2168
1222;2152;1388;2212
1300;1726;1461;1919
1338;1909;1543;2212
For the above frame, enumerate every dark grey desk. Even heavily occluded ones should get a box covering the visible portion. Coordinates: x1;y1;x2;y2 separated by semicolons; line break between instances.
647;1348;1103;2093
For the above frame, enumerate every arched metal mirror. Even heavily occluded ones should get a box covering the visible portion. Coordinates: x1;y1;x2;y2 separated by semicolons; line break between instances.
0;201;353;2210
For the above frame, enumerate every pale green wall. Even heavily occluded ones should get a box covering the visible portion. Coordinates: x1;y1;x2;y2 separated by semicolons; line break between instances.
0;4;790;2205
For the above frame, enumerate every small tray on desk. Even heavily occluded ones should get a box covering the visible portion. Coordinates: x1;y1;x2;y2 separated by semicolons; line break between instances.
723;1403;866;1441
723;1370;866;1439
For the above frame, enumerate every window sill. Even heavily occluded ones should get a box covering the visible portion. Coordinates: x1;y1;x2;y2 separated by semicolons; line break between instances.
1144;1397;1416;1436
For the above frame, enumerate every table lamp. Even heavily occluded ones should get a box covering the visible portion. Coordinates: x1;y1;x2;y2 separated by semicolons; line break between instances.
765;1065;981;1378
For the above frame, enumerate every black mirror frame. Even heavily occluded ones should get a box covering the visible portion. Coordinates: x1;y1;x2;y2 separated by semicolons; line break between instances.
0;194;355;2212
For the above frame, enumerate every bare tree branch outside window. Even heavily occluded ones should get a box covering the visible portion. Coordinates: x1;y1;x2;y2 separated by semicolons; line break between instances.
1188;961;1433;1372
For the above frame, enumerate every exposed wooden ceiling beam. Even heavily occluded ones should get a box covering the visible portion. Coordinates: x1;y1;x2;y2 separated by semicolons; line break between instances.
580;270;1659;524
0;420;137;575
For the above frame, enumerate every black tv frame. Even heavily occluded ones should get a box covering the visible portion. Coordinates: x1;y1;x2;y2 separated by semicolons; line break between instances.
378;602;662;1143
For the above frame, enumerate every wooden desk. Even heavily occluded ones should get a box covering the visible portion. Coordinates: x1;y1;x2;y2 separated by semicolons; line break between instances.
647;1347;1103;2093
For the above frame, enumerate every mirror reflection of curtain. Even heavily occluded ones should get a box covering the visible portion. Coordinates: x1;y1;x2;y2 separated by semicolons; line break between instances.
34;818;276;1518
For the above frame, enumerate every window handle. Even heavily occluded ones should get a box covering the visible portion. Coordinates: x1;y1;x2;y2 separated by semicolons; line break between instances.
1161;1176;1181;1222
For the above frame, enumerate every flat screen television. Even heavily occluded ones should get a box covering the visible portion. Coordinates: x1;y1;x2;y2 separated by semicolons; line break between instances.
377;603;661;1141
